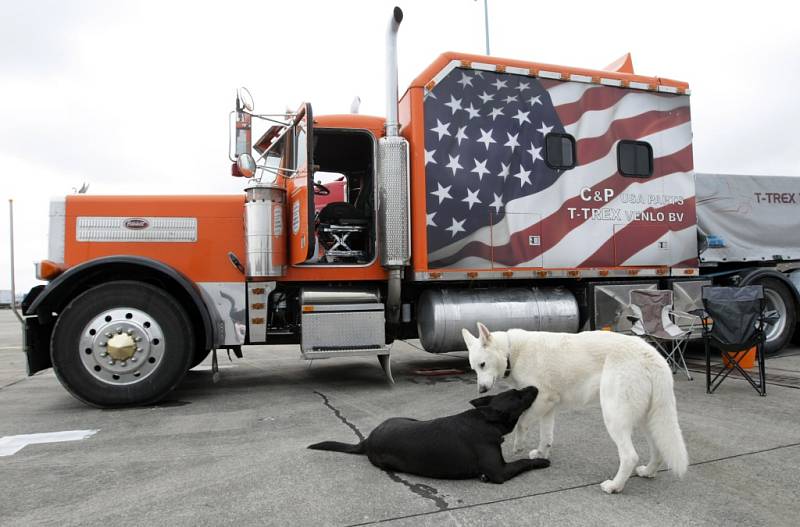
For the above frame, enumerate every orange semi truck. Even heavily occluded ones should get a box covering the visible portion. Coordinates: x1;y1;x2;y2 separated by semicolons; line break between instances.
21;8;800;406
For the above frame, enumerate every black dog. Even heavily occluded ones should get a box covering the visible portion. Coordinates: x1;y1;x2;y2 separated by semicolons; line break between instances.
308;387;549;483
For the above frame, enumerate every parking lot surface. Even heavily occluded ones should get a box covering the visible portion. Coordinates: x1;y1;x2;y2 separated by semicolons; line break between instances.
2;309;800;526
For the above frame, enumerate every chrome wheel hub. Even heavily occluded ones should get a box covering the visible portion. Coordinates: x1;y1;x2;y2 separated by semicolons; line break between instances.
79;308;165;386
106;333;137;360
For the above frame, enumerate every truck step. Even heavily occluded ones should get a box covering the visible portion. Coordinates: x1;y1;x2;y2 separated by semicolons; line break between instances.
301;345;389;359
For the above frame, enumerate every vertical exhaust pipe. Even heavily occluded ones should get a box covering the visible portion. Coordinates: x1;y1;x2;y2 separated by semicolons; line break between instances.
378;7;409;332
385;6;403;137
8;199;23;324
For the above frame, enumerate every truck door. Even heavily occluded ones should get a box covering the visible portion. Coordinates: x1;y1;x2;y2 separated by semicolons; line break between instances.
287;103;316;265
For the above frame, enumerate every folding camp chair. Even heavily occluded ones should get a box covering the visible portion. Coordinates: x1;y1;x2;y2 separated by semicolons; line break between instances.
628;289;699;380
698;285;775;396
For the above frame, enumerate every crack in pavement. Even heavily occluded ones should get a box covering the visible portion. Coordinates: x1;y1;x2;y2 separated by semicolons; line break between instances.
313;390;365;441
313;390;450;511
345;441;800;526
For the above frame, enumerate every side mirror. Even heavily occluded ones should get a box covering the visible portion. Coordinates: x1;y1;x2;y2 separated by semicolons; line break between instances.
237;87;254;112
236;153;256;178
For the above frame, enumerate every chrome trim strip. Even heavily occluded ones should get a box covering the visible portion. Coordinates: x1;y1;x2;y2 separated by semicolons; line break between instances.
48;198;66;263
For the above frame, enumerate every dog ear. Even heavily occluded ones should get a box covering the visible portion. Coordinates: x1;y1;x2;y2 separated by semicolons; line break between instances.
462;328;477;347
469;395;494;408
477;322;492;345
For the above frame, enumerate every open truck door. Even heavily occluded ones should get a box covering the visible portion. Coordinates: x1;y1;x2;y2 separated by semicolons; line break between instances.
286;103;316;265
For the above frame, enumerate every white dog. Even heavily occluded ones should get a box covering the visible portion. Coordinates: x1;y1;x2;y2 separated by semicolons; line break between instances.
462;322;688;494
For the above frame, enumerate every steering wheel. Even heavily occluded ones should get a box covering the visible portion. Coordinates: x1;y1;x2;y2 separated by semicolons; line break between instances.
313;181;330;196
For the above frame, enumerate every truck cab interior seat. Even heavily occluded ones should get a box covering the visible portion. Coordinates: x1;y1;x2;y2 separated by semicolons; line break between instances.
316;202;369;262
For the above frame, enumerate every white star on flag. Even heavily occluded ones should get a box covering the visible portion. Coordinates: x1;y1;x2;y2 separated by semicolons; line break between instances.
455;125;469;145
503;95;518;104
426;212;437;227
430;182;452;204
489;107;504;120
528;95;542;106
516;81;530;92
464;103;481;119
425;149;437;165
457;72;473;88
490;193;504;213
446;154;463;176
504;132;520;153
512;167;532;187
445;217;466;237
444;95;463;114
478;91;494;104
462;188;482;210
537;121;553;136
492;78;508;90
496;162;510;180
471;158;490;180
527;143;543;163
477;128;496;150
512;109;531;125
431;119;451;140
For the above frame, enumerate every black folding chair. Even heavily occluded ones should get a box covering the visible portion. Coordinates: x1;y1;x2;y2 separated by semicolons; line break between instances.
698;285;775;396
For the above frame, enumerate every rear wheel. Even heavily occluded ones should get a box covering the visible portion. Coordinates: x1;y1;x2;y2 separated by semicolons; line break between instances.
757;277;796;355
51;281;194;407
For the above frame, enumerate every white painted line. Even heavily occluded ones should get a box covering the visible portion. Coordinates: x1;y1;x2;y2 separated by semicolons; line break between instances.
0;430;99;457
0;346;21;350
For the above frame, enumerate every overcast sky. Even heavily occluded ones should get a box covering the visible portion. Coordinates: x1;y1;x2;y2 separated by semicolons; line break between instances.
1;0;799;293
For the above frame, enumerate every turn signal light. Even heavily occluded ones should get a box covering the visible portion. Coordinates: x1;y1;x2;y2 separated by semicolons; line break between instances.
36;260;65;281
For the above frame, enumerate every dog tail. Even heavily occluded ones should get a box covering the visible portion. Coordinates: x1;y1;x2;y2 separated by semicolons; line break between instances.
647;369;689;478
307;440;366;455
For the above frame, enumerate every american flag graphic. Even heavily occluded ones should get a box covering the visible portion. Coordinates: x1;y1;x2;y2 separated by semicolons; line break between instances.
423;66;695;270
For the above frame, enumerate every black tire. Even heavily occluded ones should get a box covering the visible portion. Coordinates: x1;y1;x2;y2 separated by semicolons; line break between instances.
189;348;212;369
51;281;194;407
757;277;797;355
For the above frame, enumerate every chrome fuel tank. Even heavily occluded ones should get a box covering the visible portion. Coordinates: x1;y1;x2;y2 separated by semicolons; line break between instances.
244;183;286;278
417;287;580;353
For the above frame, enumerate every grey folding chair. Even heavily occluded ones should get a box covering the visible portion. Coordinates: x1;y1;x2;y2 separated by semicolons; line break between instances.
628;289;700;380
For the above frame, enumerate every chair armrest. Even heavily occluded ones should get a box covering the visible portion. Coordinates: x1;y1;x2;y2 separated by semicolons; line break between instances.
671;310;699;321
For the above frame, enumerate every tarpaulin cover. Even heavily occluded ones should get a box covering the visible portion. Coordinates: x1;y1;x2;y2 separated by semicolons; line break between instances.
696;173;800;263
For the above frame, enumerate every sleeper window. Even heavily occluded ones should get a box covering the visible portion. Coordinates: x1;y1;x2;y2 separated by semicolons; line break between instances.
544;133;576;170
618;140;653;177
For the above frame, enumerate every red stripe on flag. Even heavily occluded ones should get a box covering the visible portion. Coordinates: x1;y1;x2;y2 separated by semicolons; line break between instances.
555;86;680;126
576;106;691;166
577;198;696;267
674;257;700;267
555;87;630;126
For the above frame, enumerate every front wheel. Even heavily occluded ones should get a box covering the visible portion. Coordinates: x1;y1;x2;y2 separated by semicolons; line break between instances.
51;281;195;407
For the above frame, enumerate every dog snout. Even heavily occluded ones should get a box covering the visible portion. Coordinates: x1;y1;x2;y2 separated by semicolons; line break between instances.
478;385;488;394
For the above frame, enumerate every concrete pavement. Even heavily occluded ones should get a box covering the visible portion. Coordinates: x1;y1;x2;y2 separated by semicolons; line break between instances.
2;309;800;526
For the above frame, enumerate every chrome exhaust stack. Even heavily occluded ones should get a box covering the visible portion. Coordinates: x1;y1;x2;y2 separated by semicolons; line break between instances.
385;6;403;138
378;6;409;329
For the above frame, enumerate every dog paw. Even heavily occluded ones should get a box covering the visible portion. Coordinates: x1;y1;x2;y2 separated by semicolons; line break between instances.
635;465;656;478
479;474;490;483
528;449;549;460
600;480;623;494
